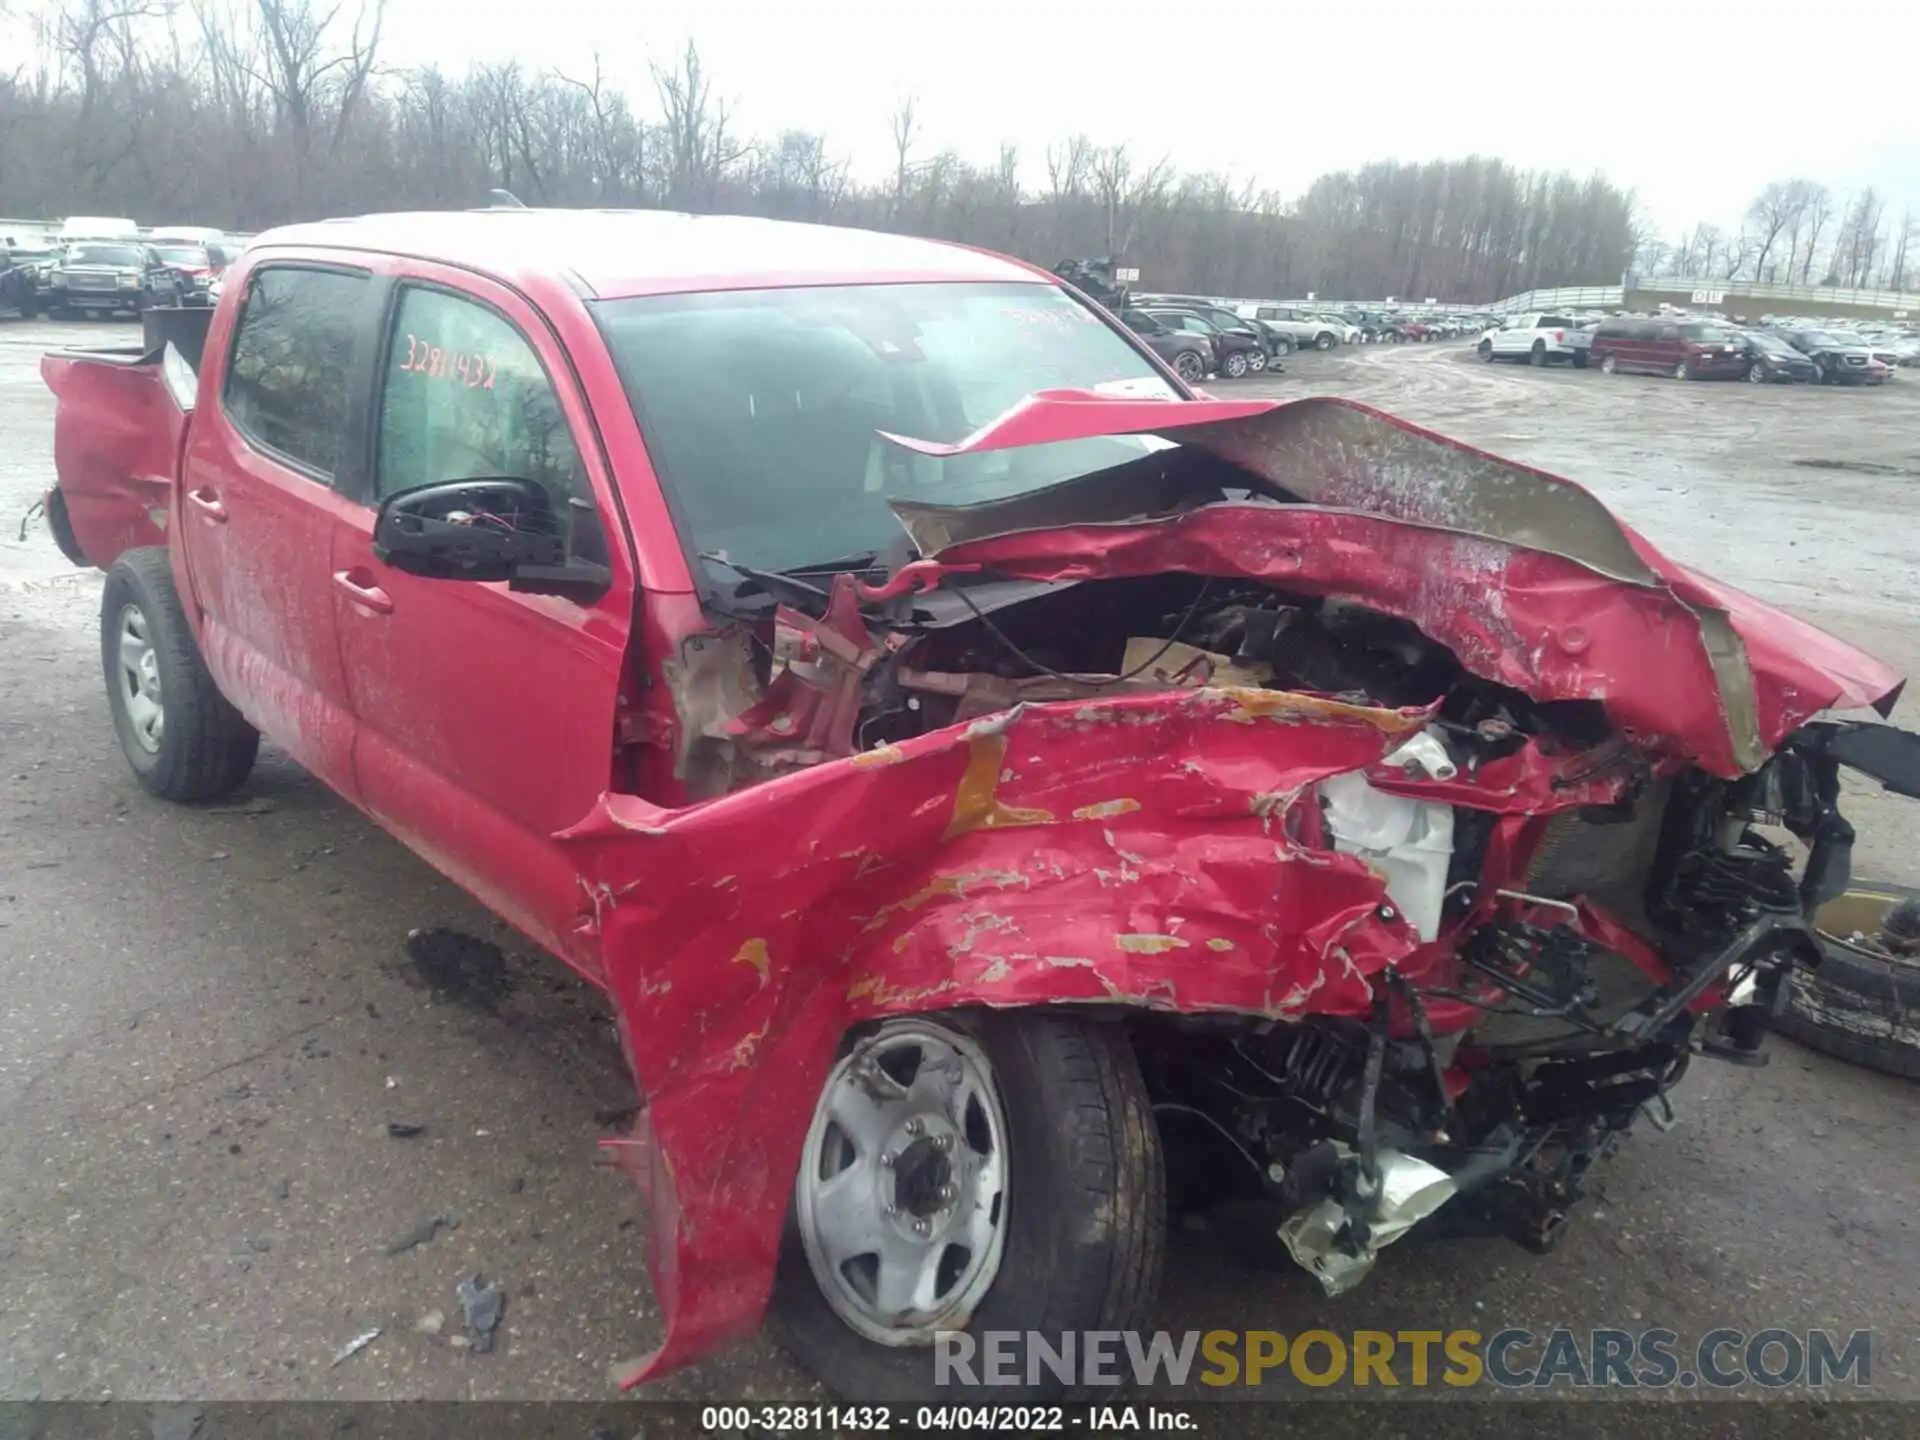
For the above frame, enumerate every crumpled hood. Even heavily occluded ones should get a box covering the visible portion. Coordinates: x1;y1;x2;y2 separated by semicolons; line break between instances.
877;392;1903;777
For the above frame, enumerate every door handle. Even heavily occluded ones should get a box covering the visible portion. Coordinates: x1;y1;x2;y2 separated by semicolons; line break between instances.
332;569;394;614
185;487;227;523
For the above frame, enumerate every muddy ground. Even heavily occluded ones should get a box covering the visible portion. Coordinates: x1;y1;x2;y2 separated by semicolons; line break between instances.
2;321;1916;1412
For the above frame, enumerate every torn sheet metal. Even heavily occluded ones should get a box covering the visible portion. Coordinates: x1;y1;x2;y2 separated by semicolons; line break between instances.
566;685;1435;1383
878;395;1902;775
40;350;185;567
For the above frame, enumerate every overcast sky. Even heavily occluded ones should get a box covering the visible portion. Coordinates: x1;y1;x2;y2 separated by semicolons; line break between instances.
367;0;1919;234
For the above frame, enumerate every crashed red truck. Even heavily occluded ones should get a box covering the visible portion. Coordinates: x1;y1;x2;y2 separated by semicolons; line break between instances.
39;211;1920;1401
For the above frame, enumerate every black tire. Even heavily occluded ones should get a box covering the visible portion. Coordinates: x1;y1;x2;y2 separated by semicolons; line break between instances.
1172;350;1206;383
1776;881;1920;1079
1747;362;1768;384
1477;340;1493;362
101;548;259;803
1316;331;1336;351
1530;341;1547;367
769;1008;1165;1402
1270;335;1293;357
1572;352;1588;369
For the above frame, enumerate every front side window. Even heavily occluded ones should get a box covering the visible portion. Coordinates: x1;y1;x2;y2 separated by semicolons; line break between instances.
374;285;606;562
594;281;1175;573
223;266;372;479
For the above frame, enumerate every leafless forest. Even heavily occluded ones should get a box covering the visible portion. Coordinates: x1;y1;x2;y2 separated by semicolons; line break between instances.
3;0;1914;299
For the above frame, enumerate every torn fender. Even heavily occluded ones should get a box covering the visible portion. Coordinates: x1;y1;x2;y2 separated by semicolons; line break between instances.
562;686;1433;1383
883;394;1904;774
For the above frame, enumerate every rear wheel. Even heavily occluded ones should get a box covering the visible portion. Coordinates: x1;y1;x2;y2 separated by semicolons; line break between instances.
1271;335;1293;356
770;1010;1164;1401
1530;341;1547;367
1316;331;1335;351
101;549;259;802
1747;361;1767;383
1173;350;1206;383
1247;351;1267;373
1477;339;1493;361
1599;353;1618;375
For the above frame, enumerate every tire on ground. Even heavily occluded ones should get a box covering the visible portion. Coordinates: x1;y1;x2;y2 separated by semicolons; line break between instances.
101;547;260;802
769;1008;1166;1402
1775;880;1920;1079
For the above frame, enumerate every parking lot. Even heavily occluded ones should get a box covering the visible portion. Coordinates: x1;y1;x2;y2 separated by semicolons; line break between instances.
2;320;1917;1411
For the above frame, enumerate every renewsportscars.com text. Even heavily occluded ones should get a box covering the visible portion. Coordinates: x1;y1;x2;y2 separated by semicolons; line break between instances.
934;1327;1872;1390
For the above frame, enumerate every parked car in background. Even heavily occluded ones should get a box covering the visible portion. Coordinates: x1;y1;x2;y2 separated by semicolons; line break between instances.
58;215;139;243
1561;319;1599;366
1483;313;1581;365
1139;306;1266;378
1591;317;1748;380
1308;313;1362;344
1733;330;1819;384
49;241;185;317
1774;328;1890;385
1238;304;1344;351
0;246;40;317
1122;307;1213;381
1136;296;1290;362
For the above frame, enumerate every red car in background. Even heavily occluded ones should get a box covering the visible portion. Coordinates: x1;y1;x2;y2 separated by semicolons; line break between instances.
36;209;1920;1402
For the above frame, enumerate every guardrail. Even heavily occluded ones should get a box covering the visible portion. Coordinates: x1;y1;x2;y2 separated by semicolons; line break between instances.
1492;277;1917;317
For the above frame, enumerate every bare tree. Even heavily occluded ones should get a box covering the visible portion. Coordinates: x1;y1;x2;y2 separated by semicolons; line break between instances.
651;38;743;208
1798;183;1833;285
887;94;918;223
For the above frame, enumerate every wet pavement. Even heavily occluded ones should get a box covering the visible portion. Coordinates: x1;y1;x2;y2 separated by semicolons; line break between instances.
2;321;1916;1407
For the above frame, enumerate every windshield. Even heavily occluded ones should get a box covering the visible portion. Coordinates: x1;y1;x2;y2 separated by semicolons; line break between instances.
594;281;1177;573
1745;333;1791;354
153;246;207;265
1798;332;1846;347
67;244;142;266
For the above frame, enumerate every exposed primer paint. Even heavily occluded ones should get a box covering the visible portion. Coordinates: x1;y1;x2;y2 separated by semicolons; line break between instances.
944;728;1057;839
1217;686;1424;732
851;742;908;768
1116;933;1190;955
859;868;1030;934
731;938;771;987
845;975;963;1007
1073;797;1142;820
1206;937;1236;952
727;1022;770;1071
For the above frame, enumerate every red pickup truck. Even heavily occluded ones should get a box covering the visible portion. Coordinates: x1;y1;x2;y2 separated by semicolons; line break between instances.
40;210;1920;1400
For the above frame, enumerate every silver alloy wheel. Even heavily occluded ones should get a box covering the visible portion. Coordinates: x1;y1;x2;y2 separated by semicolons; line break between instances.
1224;351;1249;378
795;1020;1010;1345
1174;350;1206;382
1674;361;1690;381
1748;362;1767;383
1247;351;1266;373
1600;354;1617;374
116;603;164;754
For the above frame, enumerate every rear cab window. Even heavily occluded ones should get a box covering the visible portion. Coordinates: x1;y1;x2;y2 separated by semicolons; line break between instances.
222;265;374;481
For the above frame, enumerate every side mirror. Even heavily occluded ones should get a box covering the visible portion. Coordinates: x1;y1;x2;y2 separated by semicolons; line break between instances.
373;477;610;603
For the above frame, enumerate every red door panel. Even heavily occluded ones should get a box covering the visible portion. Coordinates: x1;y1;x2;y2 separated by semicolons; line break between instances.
328;270;638;982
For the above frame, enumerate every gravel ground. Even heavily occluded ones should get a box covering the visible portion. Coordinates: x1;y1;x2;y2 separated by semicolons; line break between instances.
1;321;1916;1413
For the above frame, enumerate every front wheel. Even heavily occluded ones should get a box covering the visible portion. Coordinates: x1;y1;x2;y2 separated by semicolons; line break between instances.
1173;350;1206;382
1223;350;1250;379
1271;335;1293;356
1748;361;1768;384
1477;340;1493;361
1316;331;1336;351
1812;362;1828;385
1600;353;1618;375
770;1010;1164;1402
1530;341;1547;367
1247;351;1267;373
1673;361;1691;381
101;549;259;802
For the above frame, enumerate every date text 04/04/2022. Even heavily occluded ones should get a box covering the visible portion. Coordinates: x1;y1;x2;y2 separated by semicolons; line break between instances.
697;1404;1198;1432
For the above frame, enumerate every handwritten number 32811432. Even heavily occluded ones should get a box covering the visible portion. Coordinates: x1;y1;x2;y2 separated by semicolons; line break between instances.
399;333;497;389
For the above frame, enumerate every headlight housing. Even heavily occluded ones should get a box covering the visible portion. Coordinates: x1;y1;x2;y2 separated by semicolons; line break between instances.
117;273;138;288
